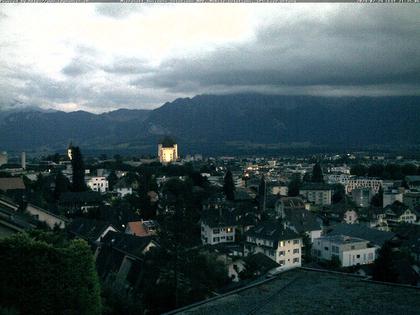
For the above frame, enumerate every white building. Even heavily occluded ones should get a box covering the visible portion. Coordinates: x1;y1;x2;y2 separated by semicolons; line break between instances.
312;235;376;267
345;178;383;194
351;188;374;208
328;165;351;174
383;190;403;208
325;174;353;185
113;178;133;197
245;221;302;269
201;208;237;245
271;185;288;196
300;184;332;206
86;176;109;193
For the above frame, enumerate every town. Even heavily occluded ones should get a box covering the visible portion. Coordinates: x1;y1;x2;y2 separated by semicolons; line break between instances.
1;139;420;314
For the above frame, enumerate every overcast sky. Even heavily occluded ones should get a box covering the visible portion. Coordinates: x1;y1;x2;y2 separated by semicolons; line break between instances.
0;4;419;113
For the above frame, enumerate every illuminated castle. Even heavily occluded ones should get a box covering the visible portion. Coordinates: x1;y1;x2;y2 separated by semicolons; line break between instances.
158;137;178;163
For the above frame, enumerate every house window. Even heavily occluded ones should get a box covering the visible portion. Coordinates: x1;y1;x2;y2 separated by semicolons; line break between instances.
293;239;300;244
279;251;285;256
226;236;233;241
332;246;339;253
368;253;373;260
226;227;233;233
293;258;299;263
324;247;329;251
279;241;284;247
356;255;360;259
213;229;220;234
213;237;220;242
293;249;300;254
279;260;285;265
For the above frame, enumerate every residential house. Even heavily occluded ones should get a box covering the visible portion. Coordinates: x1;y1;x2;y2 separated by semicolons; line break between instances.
275;197;308;218
0;206;36;238
299;183;332;206
325;223;395;250
68;217;117;245
86;176;109;193
404;191;420;209
405;176;420;191
0;177;25;192
26;203;68;229
125;220;158;237
312;235;376;267
279;208;322;242
345;177;383;194
96;231;158;286
201;207;237;245
351;188;374;208
384;202;417;226
383;189;404;208
245;221;302;269
59;191;103;215
113;177;133;197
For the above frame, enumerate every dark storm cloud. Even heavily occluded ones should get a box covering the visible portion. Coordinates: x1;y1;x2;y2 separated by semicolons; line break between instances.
134;6;420;96
62;60;94;77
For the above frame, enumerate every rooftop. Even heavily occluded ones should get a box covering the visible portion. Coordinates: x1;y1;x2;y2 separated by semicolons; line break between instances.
327;223;395;247
316;234;369;245
246;221;300;246
0;177;25;191
168;268;420;315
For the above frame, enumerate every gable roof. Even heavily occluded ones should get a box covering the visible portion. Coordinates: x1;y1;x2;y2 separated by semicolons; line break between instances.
284;208;321;233
278;197;305;209
59;191;103;204
68;218;114;242
326;223;395;247
201;208;238;228
300;183;333;191
245;253;280;272
101;231;157;258
246;221;300;247
127;221;150;237
0;177;25;191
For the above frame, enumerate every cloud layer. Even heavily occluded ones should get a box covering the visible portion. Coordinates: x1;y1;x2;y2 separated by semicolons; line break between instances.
0;4;419;113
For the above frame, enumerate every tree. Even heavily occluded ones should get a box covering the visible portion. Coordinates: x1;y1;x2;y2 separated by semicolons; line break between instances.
350;164;367;177
107;170;118;191
311;162;324;183
0;233;101;315
370;187;383;208
71;146;86;192
223;170;235;201
258;175;266;212
53;171;70;201
372;241;398;283
288;174;302;197
332;184;345;204
368;164;384;178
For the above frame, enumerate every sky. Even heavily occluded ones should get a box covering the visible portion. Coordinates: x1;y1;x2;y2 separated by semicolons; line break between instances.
0;4;419;113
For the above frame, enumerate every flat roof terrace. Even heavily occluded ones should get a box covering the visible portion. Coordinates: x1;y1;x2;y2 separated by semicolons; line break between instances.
167;268;420;315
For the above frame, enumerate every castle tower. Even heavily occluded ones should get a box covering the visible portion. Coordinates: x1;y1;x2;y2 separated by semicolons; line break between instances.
158;137;178;163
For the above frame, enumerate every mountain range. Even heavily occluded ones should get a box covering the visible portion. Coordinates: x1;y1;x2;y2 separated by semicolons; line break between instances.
1;94;419;156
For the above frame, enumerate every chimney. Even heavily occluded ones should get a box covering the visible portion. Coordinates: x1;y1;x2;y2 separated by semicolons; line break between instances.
21;152;26;170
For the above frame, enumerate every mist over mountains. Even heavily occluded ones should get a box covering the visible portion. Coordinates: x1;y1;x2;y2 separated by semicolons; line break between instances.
1;94;419;156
